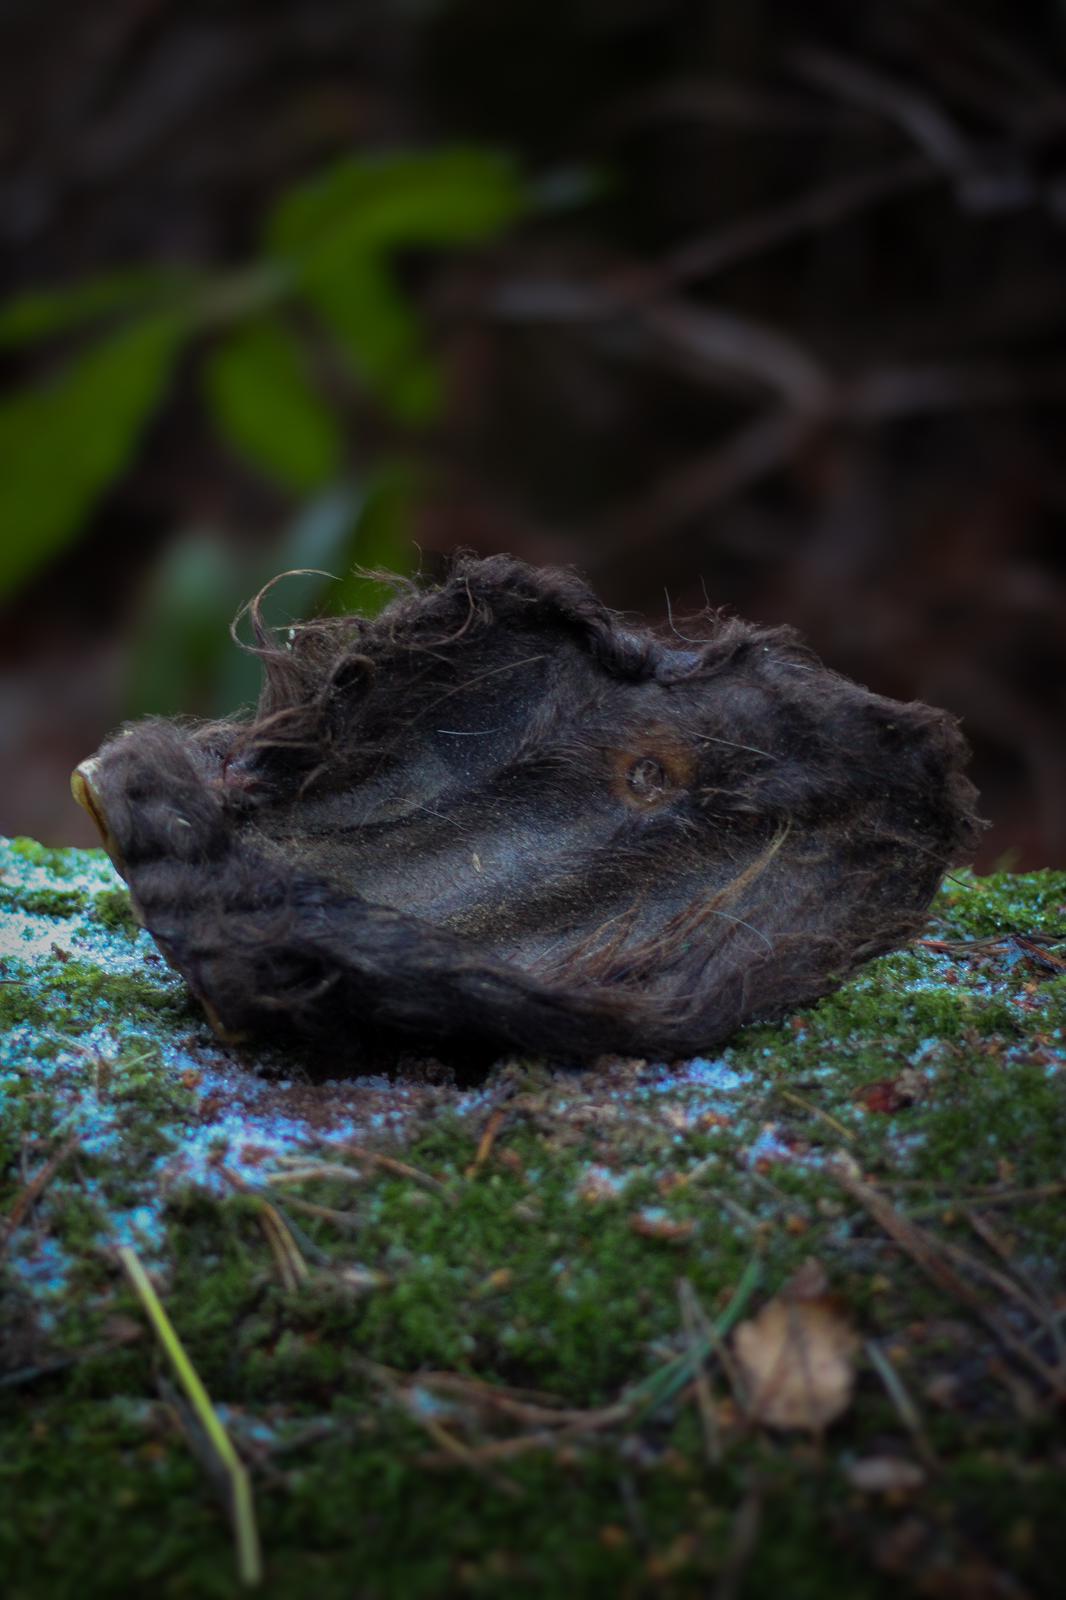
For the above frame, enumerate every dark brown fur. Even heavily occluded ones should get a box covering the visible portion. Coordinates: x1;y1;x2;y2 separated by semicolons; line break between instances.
74;555;982;1067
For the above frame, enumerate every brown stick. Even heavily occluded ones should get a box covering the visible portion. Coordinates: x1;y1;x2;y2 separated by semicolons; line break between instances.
466;1105;510;1179
0;1132;80;1256
829;1158;1065;1397
337;1145;453;1198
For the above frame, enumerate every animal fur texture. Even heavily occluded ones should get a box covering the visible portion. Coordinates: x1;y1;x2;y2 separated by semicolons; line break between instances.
73;555;981;1067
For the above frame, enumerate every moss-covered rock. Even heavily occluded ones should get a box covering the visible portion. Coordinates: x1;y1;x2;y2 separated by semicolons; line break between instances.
1;836;1064;1598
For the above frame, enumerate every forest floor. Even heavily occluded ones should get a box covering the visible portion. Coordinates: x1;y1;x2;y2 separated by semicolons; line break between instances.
1;835;1064;1599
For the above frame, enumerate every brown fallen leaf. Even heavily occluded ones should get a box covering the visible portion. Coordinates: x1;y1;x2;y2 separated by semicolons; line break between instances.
845;1455;926;1493
733;1287;858;1430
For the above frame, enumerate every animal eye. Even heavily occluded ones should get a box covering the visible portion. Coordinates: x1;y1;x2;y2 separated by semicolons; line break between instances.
627;757;671;803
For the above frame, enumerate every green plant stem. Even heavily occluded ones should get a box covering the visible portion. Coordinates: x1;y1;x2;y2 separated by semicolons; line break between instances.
118;1245;263;1587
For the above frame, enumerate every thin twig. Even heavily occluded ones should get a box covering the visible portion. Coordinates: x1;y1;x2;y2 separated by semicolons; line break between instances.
886;1180;1066;1210
714;1490;762;1600
371;1265;760;1476
917;933;1066;952
358;1357;625;1430
369;1365;522;1498
0;1132;80;1257
272;1194;363;1231
791;46;972;172
679;1278;722;1463
626;1258;762;1421
466;1105;510;1179
491;159;935;311
715;1193;762;1234
932;1234;1044;1322
644;301;832;410
222;1167;311;1291
335;1145;453;1198
256;1202;311;1292
778;1088;855;1142
964;1208;1066;1368
829;1159;1065;1397
865;1338;938;1469
600;407;815;557
266;1162;368;1186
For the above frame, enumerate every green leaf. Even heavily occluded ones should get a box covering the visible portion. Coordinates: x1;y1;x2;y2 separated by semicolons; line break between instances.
125;533;249;720
246;471;419;624
328;460;419;617
243;485;368;627
268;147;525;257
301;254;441;424
203;316;343;492
0;311;186;601
124;478;418;724
0;268;193;348
267;148;526;425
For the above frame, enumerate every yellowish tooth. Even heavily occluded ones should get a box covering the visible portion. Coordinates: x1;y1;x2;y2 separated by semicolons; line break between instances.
71;759;128;877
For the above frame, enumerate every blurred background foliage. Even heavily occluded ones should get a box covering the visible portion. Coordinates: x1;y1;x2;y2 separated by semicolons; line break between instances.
0;146;527;615
1;0;1064;863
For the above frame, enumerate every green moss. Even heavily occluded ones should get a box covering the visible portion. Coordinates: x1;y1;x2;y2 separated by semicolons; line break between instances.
932;867;1066;938
20;958;195;1043
2;843;1065;1597
0;884;87;917
0;962;48;1029
6;836;87;878
92;887;141;938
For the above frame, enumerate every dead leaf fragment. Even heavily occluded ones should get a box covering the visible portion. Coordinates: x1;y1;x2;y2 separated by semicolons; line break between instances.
579;1167;625;1204
734;1293;858;1430
845;1455;926;1493
629;1209;696;1243
783;1256;829;1299
923;1372;961;1409
100;1313;144;1346
476;1267;514;1296
857;1068;923;1114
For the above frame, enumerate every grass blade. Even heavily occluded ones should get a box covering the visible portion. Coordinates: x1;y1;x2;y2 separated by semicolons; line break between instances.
118;1245;262;1587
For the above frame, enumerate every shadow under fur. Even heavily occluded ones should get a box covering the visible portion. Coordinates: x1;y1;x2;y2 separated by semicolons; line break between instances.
74;554;981;1068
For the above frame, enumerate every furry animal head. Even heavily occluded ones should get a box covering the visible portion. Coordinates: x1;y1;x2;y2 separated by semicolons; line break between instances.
73;554;981;1067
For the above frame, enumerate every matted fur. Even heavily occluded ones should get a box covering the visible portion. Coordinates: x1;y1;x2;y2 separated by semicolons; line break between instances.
74;555;981;1067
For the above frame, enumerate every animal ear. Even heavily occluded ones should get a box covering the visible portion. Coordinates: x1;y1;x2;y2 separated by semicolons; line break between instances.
73;556;981;1069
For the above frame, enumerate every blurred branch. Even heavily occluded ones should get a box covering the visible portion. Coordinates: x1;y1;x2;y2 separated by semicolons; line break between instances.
595;408;816;560
493;155;938;315
790;46;974;174
497;59;1064;328
596;355;1066;558
654;155;938;291
790;43;1050;216
491;278;833;409
906;0;1066;118
597;78;872;138
644;303;833;412
849;362;1066;420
